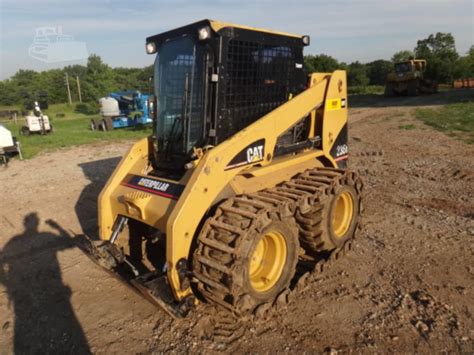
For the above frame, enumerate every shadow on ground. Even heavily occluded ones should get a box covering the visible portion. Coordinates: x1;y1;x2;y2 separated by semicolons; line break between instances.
0;213;91;353
75;157;121;238
349;88;473;108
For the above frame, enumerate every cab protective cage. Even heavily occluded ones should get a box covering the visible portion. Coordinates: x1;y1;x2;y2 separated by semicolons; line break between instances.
146;19;311;164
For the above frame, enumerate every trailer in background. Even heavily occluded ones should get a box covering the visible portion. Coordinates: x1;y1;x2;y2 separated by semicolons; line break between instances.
453;78;474;89
92;91;153;131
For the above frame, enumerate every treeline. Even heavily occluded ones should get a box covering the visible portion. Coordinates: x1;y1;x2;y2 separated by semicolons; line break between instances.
0;55;153;107
0;32;472;107
304;32;474;87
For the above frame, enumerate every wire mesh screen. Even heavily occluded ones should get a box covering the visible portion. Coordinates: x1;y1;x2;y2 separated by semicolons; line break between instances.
224;40;296;132
164;54;195;112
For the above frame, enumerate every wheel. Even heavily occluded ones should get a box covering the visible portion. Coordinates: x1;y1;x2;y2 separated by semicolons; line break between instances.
19;126;30;136
327;184;359;247
296;169;362;252
193;197;299;313
407;80;419;96
99;121;106;131
384;83;394;97
104;117;114;131
90;119;99;131
247;225;294;296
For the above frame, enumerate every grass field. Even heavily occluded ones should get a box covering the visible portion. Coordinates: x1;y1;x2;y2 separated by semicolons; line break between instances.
2;103;152;159
348;85;384;95
398;124;416;130
415;101;474;144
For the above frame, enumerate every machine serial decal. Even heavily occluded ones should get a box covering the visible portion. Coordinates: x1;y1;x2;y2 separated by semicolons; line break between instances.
121;174;185;200
225;139;265;170
325;97;347;111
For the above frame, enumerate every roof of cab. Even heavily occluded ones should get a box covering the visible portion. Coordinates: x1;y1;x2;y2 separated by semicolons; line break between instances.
208;19;302;38
146;19;303;44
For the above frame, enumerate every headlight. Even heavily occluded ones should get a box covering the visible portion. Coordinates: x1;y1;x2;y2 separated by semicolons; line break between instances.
302;35;310;46
198;26;211;41
146;42;157;54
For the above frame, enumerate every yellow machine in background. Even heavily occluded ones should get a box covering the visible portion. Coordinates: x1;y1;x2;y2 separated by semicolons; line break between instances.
93;20;363;317
385;59;438;96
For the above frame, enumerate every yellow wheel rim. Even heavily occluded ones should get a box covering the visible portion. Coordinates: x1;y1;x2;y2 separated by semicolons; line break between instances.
249;230;287;293
332;191;354;238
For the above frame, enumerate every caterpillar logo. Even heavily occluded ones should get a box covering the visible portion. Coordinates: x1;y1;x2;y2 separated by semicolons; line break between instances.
137;178;170;192
121;174;185;200
225;139;266;170
247;145;264;163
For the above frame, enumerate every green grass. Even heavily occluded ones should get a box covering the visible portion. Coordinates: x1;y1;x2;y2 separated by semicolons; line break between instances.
42;103;91;120
398;124;416;130
348;85;384;95
5;118;151;159
2;102;152;159
0;102;91;122
414;102;474;144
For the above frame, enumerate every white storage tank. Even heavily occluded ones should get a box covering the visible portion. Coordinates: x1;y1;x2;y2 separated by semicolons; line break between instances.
99;97;120;118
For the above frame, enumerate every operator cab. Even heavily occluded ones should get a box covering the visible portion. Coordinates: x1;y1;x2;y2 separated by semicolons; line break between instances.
394;62;412;73
146;20;310;174
394;60;426;74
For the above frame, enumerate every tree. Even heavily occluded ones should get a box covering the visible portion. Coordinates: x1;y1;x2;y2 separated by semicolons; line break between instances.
0;54;157;107
414;32;459;83
0;80;19;106
304;54;341;73
391;50;414;63
80;54;116;102
136;65;154;93
347;61;369;87
366;59;392;85
453;46;474;79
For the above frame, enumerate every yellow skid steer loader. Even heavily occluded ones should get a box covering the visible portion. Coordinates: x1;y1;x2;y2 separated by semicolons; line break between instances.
92;20;363;317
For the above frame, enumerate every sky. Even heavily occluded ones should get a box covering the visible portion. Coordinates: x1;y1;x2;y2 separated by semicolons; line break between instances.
0;0;473;79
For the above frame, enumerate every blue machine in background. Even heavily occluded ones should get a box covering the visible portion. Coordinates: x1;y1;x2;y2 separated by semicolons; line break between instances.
92;91;153;131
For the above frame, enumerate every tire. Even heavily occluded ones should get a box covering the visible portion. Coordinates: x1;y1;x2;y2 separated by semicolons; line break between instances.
90;119;99;131
384;83;394;97
99;121;106;131
19;126;30;136
326;184;360;248
104;117;114;131
407;80;419;96
296;169;362;252
193;197;299;313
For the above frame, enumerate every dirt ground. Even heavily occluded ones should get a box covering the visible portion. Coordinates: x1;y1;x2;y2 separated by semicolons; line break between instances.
0;90;473;353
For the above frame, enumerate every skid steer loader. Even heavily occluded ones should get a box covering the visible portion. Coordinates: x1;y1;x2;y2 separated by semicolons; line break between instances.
92;20;363;318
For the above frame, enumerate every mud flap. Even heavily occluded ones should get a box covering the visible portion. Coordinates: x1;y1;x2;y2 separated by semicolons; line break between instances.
75;235;190;319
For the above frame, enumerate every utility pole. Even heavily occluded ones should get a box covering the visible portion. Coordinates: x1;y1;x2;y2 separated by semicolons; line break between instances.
65;72;72;105
76;76;82;103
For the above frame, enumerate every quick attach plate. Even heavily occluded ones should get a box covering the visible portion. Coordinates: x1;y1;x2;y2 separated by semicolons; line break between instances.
77;235;190;319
